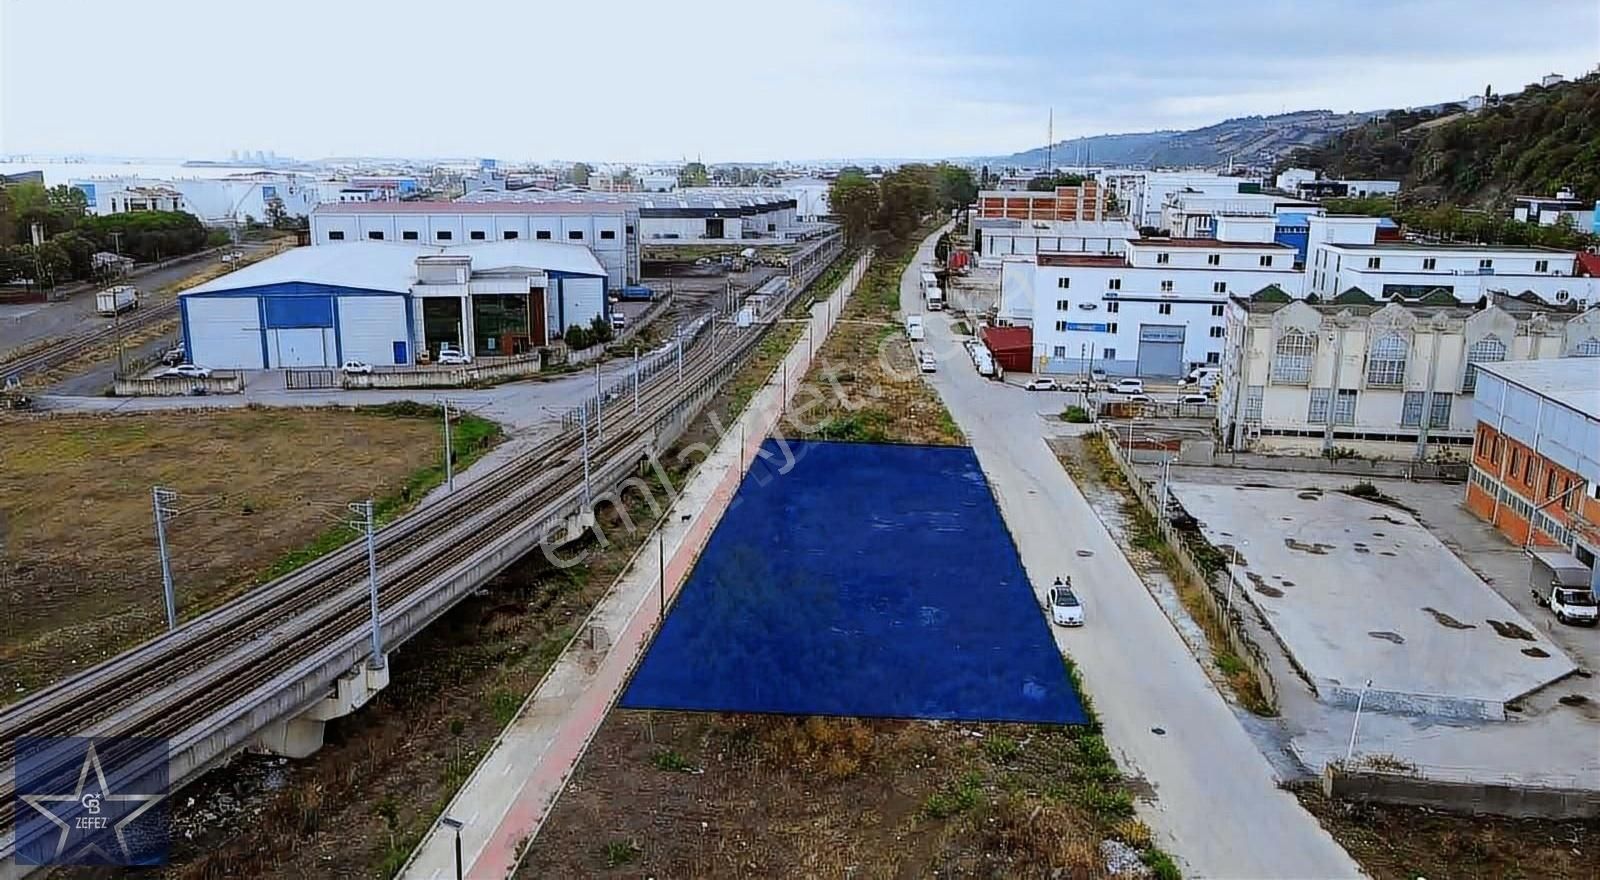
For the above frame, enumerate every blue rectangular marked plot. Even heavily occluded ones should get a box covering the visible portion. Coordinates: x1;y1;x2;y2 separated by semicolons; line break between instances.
622;439;1085;724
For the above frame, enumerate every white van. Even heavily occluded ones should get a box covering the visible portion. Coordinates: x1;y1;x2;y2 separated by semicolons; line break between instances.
1181;366;1220;389
905;315;925;341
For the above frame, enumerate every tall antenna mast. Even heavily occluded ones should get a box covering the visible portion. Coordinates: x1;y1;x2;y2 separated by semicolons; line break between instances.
1046;108;1053;174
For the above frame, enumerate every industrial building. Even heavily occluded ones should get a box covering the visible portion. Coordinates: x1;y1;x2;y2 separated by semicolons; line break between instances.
310;201;639;291
457;187;804;243
996;215;1304;377
1099;171;1253;230
1512;188;1598;231
72;172;326;224
1465;358;1600;590
1306;215;1599;305
970;218;1137;257
975;183;1107;223
1216;294;1600;458
1159;191;1322;238
179;241;609;369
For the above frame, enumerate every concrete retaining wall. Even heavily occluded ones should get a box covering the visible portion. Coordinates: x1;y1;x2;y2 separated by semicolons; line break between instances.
343;354;542;389
1204;447;1467;481
1323;682;1503;722
113;372;244;396
1323;765;1600;819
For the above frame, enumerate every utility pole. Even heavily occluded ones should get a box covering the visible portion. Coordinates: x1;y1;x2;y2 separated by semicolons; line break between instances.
442;399;454;492
152;487;179;630
594;361;603;442
676;333;684;385
349;499;385;668
578;405;592;511
633;346;640;415
658;530;666;624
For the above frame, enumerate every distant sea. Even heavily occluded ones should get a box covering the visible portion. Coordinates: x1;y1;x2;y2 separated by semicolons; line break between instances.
0;160;270;186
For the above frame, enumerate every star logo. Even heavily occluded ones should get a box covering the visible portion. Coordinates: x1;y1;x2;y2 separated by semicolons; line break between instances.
14;737;169;866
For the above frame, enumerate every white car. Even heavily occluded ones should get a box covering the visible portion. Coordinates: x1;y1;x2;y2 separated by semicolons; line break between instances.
610;312;627;331
163;364;212;379
918;350;938;373
1112;378;1145;394
1049;581;1084;627
341;360;373;375
1126;393;1154;403
1024;377;1059;391
1178;393;1210;405
437;350;472;366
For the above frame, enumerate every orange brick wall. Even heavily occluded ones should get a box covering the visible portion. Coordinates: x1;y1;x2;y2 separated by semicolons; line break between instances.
1469;421;1591;549
977;184;1103;222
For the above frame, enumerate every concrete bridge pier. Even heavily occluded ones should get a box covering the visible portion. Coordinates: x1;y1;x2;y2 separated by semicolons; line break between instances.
252;658;391;758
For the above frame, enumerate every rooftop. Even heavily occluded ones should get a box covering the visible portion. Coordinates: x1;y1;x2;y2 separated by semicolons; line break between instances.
182;241;605;296
315;200;631;216
1321;240;1573;254
1478;358;1600;421
457;187;796;213
1036;253;1128;267
1128;237;1291;250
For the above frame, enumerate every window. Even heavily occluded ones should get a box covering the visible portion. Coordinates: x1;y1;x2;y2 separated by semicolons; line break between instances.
1159;280;1175;292
1158;303;1173;315
1546;471;1558;500
1429;392;1452;427
1211;304;1225;316
1207;254;1221;266
1308;388;1331;424
1156;253;1170;264
1206;351;1221;364
1422;257;1436;270
536;230;552;240
1103;347;1116;359
503;230;519;240
1209;326;1225;338
1108;278;1122;290
1057;277;1071;289
1272;329;1314;384
1245;386;1264;420
1213;281;1227;293
367;231;384;240
402;230;419;241
1334;389;1358;425
1106;301;1120;313
601;229;617;240
1522;452;1534;484
1365;332;1407;386
1052;346;1066;358
1259;255;1273;267
1056;300;1070;311
1401;391;1425;427
1054;320;1068;332
1106;322;1118;334
625;225;634;234
1535;259;1549;273
568;230;583;240
1478;258;1493;270
327;230;345;241
1367;257;1381;269
469;230;486;240
1511;447;1522;476
436;230;453;241
1462;335;1506;392
1575;337;1600;357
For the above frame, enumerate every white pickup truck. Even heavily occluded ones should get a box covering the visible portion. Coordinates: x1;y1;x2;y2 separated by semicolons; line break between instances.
1530;552;1598;626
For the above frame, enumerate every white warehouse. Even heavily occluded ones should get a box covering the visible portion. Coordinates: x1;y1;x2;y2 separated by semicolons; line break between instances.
311;201;640;291
997;215;1304;377
180;242;609;370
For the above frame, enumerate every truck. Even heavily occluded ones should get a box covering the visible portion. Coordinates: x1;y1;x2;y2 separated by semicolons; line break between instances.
96;286;140;316
620;285;655;302
925;285;945;311
1530;551;1599;626
905;314;925;341
919;271;939;295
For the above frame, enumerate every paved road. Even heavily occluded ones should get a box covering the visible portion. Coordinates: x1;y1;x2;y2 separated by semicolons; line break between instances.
901;229;1362;879
0;243;275;357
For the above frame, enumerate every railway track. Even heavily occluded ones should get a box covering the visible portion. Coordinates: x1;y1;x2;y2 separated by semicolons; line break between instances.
0;300;178;381
0;295;785;855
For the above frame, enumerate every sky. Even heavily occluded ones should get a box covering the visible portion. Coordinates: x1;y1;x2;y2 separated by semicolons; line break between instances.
2;0;1596;163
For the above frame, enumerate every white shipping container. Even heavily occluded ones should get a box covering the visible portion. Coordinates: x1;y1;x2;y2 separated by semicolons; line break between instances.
96;286;139;316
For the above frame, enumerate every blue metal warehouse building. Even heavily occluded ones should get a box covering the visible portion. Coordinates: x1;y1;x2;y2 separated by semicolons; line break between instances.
180;241;610;369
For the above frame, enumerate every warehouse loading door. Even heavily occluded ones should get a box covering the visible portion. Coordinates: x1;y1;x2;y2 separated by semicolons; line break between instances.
1136;324;1185;377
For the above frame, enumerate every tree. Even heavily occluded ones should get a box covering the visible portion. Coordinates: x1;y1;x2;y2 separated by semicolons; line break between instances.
933;163;977;212
1027;172;1085;191
79;211;208;263
264;196;288;229
830;173;879;243
47;184;88;217
568;163;592;186
679;162;709;188
18;241;71;288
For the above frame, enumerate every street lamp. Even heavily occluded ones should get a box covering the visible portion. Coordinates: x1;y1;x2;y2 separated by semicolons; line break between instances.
1225;539;1248;615
439;815;464;880
1344;678;1375;764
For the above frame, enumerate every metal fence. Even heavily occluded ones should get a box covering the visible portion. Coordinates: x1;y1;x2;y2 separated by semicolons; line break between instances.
285;368;339;390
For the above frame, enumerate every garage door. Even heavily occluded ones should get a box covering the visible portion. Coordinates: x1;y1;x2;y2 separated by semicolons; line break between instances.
268;327;334;367
1136;324;1185;377
185;296;263;369
338;295;408;365
561;276;605;333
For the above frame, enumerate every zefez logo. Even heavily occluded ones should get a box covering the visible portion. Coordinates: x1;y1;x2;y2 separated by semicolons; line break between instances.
14;736;170;866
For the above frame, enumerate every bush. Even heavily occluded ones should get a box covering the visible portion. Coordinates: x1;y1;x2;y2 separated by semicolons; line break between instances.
564;325;592;350
1062;406;1091;423
1346;480;1381;499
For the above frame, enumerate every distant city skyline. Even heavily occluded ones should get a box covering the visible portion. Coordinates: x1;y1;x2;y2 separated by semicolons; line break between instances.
2;0;1596;164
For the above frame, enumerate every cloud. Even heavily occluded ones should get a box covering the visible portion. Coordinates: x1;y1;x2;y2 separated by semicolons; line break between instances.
2;0;1594;161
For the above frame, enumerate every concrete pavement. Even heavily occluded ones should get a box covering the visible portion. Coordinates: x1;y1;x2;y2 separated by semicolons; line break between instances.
902;229;1362;878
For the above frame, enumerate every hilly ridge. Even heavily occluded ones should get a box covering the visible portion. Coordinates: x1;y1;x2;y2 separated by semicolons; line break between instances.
987;109;1377;169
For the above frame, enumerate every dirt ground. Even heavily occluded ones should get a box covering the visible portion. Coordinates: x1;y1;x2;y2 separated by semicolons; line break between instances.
0;407;479;703
523;709;1159;879
1295;786;1600;879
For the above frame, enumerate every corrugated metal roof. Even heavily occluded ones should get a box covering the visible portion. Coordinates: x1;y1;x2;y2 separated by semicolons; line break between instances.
182;241;604;297
314;200;632;215
457;186;794;212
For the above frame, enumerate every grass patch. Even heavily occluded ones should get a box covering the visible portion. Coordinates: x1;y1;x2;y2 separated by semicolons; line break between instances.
1061;405;1091;423
602;839;641;867
921;772;983;818
651;748;696;772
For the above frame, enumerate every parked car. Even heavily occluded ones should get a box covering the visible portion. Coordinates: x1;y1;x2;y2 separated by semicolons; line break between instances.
918;350;938;373
610;312;628;331
1178;393;1210;405
1112;378;1145;394
341;360;373;375
437;350;472;366
1126;393;1154;403
1048;578;1084;627
1024;377;1059;391
162;364;212;379
1179;366;1220;389
160;343;186;366
1090;368;1107;384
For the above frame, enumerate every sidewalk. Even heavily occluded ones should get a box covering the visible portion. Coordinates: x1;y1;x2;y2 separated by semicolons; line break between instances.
399;254;869;880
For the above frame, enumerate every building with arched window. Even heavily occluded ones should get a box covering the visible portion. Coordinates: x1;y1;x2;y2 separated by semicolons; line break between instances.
1217;293;1600;458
